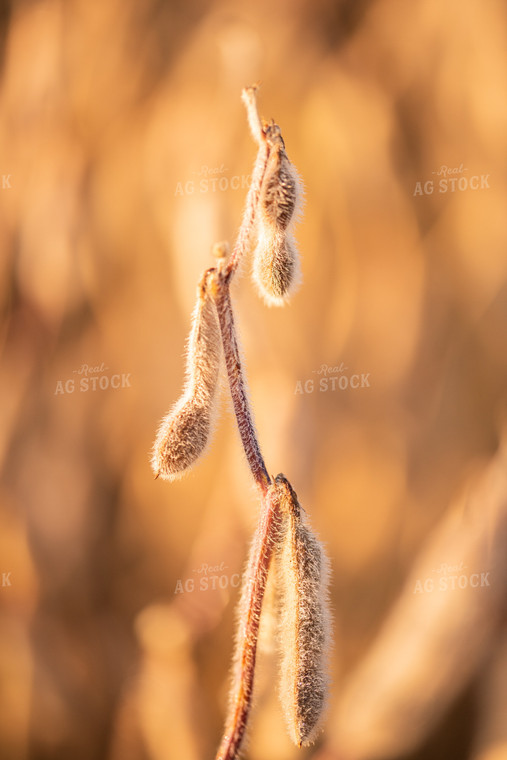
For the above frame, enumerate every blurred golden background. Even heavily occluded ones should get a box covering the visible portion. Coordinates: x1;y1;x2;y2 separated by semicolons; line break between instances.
1;1;507;759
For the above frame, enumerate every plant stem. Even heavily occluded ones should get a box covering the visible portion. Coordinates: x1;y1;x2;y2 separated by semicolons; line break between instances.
227;142;269;276
211;268;270;492
227;88;270;276
215;485;281;760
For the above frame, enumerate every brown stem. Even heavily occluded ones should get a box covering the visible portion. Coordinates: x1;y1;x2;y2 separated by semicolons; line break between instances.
227;87;270;276
215;485;281;760
211;268;270;491
209;87;303;759
227;141;268;276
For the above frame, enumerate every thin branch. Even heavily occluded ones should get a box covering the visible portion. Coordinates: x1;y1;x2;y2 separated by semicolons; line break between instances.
215;484;282;760
210;263;270;492
227;87;270;277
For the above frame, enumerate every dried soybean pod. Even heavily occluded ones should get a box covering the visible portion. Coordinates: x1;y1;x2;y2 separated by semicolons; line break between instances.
252;228;301;307
274;474;332;747
261;123;299;231
151;271;221;480
252;123;303;306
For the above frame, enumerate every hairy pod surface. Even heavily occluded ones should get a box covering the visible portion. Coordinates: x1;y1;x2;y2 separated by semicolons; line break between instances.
262;132;298;230
273;474;332;747
151;278;221;479
252;228;301;306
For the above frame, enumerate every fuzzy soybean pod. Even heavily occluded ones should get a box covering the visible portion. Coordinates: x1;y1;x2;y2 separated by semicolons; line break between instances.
151;272;221;480
252;124;302;306
274;474;332;747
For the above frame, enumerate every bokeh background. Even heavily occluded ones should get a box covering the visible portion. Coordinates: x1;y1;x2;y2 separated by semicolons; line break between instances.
1;1;507;759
